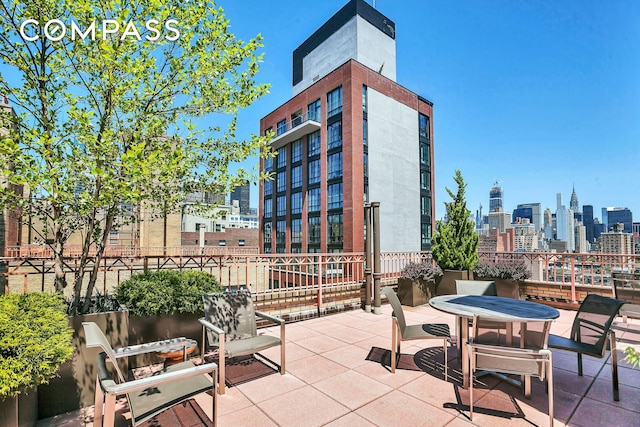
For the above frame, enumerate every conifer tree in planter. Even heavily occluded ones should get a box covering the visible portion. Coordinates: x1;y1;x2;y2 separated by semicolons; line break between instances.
431;170;479;295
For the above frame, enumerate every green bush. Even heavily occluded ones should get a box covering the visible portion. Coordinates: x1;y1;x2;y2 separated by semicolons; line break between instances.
0;292;73;398
115;270;221;317
474;261;531;281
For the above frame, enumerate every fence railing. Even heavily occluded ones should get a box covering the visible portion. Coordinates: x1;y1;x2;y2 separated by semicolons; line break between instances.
2;250;639;308
4;245;260;258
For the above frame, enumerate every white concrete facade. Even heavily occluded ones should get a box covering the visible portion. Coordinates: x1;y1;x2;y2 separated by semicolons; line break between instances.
367;88;420;252
293;16;396;96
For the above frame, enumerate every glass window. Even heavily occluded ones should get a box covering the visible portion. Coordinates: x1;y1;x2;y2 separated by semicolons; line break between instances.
276;119;287;135
291;139;302;163
277;195;286;217
419;114;430;140
420;142;429;164
363;119;367;146
363;152;368;178
291;165;302;189
328;183;343;209
328;213;343;244
327;151;342;180
362;85;367;112
308;130;320;157
421;170;430;191
307;188;320;213
421;223;432;245
277;148;287;169
308;99;321;122
327;121;342;149
291;219;302;243
421;196;431;216
291;191;302;214
263;245;272;253
276;220;286;244
327;87;342;117
308;159;320;185
264;156;273;172
264;179;273;196
277;171;286;192
263;198;272;218
308;216;321;244
263;222;272;244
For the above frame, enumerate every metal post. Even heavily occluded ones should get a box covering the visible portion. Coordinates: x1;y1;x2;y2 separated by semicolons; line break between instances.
364;203;372;312
372;202;382;314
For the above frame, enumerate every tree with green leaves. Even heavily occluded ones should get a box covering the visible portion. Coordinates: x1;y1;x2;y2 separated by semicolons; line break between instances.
0;0;272;313
431;170;479;271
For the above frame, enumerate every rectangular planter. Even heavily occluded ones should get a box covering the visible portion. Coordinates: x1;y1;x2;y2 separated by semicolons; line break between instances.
0;390;38;427
437;269;473;296
397;278;437;307
38;308;129;419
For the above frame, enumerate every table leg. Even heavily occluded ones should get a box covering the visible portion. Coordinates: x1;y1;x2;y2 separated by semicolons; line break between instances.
461;315;470;389
520;322;531;398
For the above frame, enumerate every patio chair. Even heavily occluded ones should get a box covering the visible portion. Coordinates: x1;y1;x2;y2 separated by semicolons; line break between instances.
456;280;511;344
200;289;285;394
468;315;554;426
382;286;451;379
548;293;625;401
82;321;217;427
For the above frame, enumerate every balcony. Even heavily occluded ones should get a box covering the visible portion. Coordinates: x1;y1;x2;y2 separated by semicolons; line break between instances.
270;112;320;149
38;304;640;426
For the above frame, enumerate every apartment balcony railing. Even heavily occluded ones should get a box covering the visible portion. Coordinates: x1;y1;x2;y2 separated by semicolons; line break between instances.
1;250;638;312
269;112;321;149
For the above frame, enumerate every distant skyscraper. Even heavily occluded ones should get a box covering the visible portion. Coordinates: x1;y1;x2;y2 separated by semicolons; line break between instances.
230;183;250;215
602;207;632;233
583;205;595;243
556;205;575;252
570;185;579;212
476;204;483;230
489;181;503;213
543;208;553;239
513;203;542;231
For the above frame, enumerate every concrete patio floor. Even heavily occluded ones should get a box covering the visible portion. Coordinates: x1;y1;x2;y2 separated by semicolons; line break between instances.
38;301;640;426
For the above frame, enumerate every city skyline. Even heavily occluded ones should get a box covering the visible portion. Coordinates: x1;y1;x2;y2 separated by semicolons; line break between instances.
215;0;638;221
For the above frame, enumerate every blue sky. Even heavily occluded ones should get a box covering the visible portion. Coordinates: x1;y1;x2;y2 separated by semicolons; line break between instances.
221;0;639;222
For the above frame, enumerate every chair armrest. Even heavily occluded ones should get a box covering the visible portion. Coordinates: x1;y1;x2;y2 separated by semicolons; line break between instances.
112;337;191;358
199;317;225;336
100;362;218;395
255;310;284;325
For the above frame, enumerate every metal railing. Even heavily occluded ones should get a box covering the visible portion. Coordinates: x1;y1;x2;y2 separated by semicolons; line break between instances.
4;245;260;258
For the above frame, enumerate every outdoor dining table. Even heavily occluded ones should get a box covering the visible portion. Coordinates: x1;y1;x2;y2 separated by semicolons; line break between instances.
429;294;560;392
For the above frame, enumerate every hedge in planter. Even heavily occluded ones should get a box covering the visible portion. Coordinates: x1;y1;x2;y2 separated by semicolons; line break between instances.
0;292;73;398
474;261;531;299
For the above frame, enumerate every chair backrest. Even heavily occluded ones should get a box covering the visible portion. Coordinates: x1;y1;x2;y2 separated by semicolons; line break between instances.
82;321;126;383
570;294;625;355
382;287;407;333
202;289;258;346
456;280;497;296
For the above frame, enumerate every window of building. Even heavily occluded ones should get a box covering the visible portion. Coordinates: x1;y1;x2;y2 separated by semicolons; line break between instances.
277;148;287;169
291;218;302;244
276;119;287;136
238;239;245;246
291;165;302;189
264;155;273;172
308;130;320;157
276;171;286;193
363;119;368;146
291;191;302;214
219;240;226;246
308;159;320;185
263;222;272;244
420;170;430;191
327;87;342;117
276;195;286;217
308;99;321;122
308;216;320;244
328;213;343;244
276;220;286;244
263;198;272;218
327;151;342;180
419;113;430;140
264;179;273;196
327;121;342;150
421;195;431;216
421;223;432;246
328;183;343;210
363;152;368;178
263;245;272;253
420;142;429;165
291;139;302;163
362;85;367;113
307;187;320;213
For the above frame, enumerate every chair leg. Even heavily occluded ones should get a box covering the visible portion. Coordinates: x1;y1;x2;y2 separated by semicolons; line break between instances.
469;347;474;421
577;353;583;376
610;331;620;401
212;370;218;427
390;319;397;373
443;338;448;382
548;354;554;427
103;393;116;427
280;321;286;375
94;376;104;427
218;339;226;395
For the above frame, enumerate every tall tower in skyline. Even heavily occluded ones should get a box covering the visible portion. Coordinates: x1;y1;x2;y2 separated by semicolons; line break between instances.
489;181;503;213
230;183;250;214
570;185;579;212
259;0;435;254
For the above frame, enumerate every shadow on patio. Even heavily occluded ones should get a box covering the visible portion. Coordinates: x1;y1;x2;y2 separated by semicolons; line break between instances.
38;303;640;426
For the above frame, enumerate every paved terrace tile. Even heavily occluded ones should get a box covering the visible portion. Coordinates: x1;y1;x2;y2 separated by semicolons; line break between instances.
38;305;640;427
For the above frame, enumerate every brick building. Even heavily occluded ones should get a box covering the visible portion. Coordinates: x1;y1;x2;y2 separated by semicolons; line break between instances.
259;0;435;254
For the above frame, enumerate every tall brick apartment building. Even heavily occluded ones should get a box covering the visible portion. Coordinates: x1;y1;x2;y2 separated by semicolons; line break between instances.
259;0;435;254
